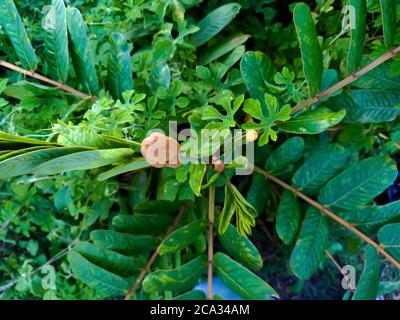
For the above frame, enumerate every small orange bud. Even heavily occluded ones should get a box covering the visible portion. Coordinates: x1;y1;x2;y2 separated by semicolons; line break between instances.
246;129;258;142
214;160;225;173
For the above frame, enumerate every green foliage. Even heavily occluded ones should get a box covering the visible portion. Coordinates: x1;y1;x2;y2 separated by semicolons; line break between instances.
318;157;398;210
265;137;304;173
352;245;381;300
142;255;207;293
290;207;329;280
214;252;277;300
190;3;241;47
107;33;133;101
0;0;37;70
218;223;263;270
276;190;302;245
42;0;69;82
292;144;348;195
346;0;367;74
66;7;99;95
293;3;323;96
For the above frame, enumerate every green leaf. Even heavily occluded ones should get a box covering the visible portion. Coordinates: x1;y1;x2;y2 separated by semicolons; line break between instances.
199;33;250;65
278;108;346;134
0;0;37;70
0;147;86;179
97;158;149;181
329;90;400;124
190;3;241;47
90;230;157;255
380;0;397;48
346;0;367;74
33;148;134;176
142;255;207;293
0;146;53;162
112;214;173;235
66;7;99;95
218;223;263;270
353;61;400;90
135;200;183;214
218;185;236;234
378;223;400;262
67;251;130;298
214;252;278;299
340;200;400;231
246;174;268;215
318;157;398;210
242;95;291;145
174;290;207;300
0;131;57;146
293;3;323;96
43;0;69;82
159;220;207;255
352;245;381;300
265;137;304;173
290;207;329;280
73;242;145;277
240;51;274;102
292;144;348;196
276;191;302;245
108;32;133;101
189;164;207;196
219;183;258;237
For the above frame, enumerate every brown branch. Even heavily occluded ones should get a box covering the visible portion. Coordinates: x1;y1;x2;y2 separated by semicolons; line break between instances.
207;185;215;300
325;249;355;292
254;166;400;270
378;132;400;150
291;46;400;114
0;60;95;101
124;202;189;300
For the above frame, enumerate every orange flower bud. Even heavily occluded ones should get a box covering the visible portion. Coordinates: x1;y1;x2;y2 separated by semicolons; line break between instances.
246;129;258;142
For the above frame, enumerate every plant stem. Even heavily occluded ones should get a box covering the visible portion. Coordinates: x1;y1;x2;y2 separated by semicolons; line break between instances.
207;185;215;300
325;250;355;292
291;45;400;113
124;202;189;300
0;60;94;101
254;166;400;270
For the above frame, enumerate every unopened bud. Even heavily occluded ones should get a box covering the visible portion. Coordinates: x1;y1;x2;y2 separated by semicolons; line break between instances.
246;129;258;142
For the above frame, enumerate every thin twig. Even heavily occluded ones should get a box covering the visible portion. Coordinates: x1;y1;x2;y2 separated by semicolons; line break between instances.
207;185;216;300
0;60;94;101
254;166;400;270
325;249;355;292
291;46;400;114
124;202;189;300
378;132;400;150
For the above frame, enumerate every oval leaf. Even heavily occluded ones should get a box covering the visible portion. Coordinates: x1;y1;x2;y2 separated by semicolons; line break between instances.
66;7;99;95
43;0;69;82
142;255;207;293
190;3;241;47
292;144;348;196
290;207;329;280
276;190;302;245
293;3;323;96
218;223;263;270
0;0;37;70
318;156;398;210
214;252;278;299
33;148;134;176
278;108;346;134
